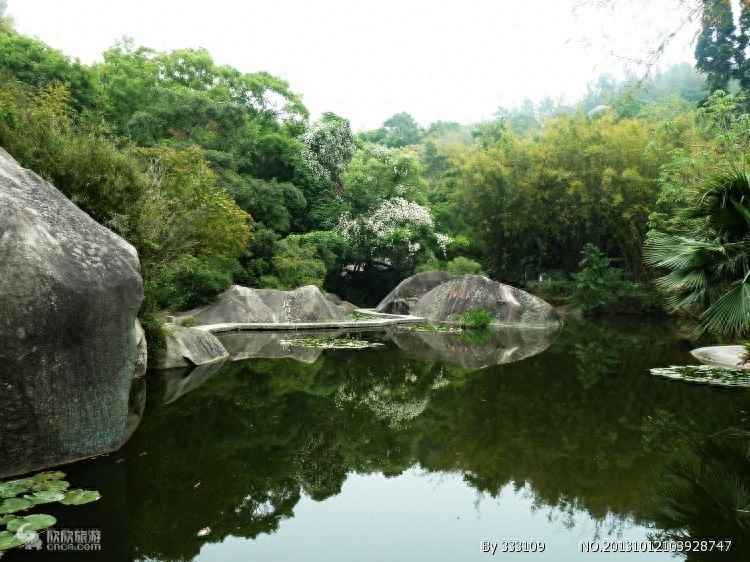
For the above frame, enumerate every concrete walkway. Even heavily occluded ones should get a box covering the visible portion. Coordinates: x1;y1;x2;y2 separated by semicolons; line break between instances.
194;309;425;334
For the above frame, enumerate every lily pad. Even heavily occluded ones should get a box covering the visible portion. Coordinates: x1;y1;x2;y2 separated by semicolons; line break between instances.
7;514;57;533
650;365;750;387
0;482;30;499
24;491;66;505
32;480;69;492
0;515;17;526
0;531;23;551
60;490;101;505
282;337;385;349
2;478;33;489
31;471;66;483
0;498;32;514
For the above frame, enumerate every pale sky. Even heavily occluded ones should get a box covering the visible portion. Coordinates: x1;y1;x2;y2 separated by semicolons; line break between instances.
6;0;698;130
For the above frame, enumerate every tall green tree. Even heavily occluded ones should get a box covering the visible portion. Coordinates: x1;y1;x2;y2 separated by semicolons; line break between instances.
644;92;750;337
299;112;355;198
360;112;425;147
695;0;737;94
645;171;750;338
0;25;103;112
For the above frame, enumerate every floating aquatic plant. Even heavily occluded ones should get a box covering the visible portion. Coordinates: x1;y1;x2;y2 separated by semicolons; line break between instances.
403;323;463;333
282;337;384;349
0;471;100;555
345;312;379;321
650;365;750;387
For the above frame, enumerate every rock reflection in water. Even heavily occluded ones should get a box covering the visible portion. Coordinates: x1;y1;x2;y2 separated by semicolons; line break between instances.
155;360;227;404
49;318;748;562
388;325;560;368
214;325;559;370
216;330;344;363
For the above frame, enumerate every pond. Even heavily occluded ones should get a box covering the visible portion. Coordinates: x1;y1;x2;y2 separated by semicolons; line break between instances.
9;317;750;561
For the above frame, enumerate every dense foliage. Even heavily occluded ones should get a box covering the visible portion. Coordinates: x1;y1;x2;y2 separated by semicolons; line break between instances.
3;5;750;330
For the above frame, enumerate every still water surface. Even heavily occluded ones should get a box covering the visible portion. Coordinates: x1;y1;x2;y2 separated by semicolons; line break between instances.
14;318;750;561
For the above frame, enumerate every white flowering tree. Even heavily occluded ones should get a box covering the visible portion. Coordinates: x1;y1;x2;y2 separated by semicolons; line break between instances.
299;112;356;197
341;144;426;213
334;144;452;274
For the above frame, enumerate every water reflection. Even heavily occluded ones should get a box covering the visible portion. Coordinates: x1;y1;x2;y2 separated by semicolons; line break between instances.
646;428;750;560
35;318;750;562
218;330;344;363
388;325;559;369
158;360;226;404
215;325;559;370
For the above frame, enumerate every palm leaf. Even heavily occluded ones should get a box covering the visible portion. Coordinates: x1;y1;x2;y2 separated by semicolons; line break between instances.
697;279;750;337
644;235;723;269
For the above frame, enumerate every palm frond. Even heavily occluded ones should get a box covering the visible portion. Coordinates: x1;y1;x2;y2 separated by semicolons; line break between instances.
644;235;723;269
655;268;710;293
697;279;750;337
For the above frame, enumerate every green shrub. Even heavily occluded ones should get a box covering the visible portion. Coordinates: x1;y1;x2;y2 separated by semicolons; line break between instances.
148;254;236;311
269;237;327;289
568;244;625;315
137;293;167;363
456;308;493;329
445;256;484;276
416;256;485;276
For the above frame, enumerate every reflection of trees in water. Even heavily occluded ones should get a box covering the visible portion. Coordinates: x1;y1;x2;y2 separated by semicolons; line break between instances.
293;432;346;501
647;429;750;560
105;319;747;561
335;366;431;428
530;492;636;539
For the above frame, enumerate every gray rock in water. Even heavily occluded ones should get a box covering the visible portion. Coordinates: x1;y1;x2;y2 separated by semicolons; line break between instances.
188;285;276;325
376;270;455;314
256;285;347;323
337;300;359;314
184;284;346;325
151;325;229;369
324;292;358;314
691;345;748;368
412;275;560;327
134;319;148;379
324;292;343;305
0;148;143;478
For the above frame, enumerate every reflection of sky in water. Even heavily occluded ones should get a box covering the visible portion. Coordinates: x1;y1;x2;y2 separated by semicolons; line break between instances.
197;467;673;562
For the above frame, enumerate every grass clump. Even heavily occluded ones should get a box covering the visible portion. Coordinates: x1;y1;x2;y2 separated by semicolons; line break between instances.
456;308;493;329
346;312;379;322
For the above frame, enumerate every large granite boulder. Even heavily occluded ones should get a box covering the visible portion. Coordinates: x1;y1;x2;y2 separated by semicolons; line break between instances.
187;285;275;325
412;275;560;327
0;148;143;478
691;345;748;368
150;325;229;369
183;284;346;325
376;270;455;314
256;285;347;323
325;292;359;314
